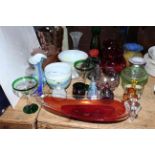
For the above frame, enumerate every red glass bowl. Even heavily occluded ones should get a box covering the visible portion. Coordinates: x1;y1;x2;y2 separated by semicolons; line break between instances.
43;96;129;123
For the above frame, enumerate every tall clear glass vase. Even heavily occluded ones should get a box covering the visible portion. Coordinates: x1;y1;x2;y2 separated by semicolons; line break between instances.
69;31;83;49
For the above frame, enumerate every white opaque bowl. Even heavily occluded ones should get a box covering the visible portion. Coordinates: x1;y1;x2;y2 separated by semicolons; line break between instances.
145;64;155;77
58;50;88;78
144;53;155;65
148;46;155;60
58;50;88;64
44;62;72;89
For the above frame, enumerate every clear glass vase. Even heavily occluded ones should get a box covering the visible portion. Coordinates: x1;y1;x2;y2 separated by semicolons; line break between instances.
69;31;83;49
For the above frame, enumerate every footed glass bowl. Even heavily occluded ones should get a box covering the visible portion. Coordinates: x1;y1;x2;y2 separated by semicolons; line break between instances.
12;76;39;114
58;50;88;78
44;62;72;89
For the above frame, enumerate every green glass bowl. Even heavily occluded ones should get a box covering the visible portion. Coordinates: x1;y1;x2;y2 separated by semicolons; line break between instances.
74;59;95;72
120;65;148;87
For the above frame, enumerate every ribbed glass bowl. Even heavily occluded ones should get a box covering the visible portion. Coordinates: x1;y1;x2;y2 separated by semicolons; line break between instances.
120;65;148;87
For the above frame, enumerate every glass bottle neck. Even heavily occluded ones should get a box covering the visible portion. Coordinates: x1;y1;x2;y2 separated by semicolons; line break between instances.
90;34;100;49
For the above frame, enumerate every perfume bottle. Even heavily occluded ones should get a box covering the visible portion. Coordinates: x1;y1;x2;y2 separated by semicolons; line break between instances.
123;79;142;121
100;83;114;100
87;77;100;100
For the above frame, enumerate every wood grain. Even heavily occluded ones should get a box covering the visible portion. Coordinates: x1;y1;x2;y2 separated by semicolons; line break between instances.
0;96;41;129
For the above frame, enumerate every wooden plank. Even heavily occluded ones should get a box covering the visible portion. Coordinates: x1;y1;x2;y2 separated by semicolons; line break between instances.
0;96;41;129
37;76;155;129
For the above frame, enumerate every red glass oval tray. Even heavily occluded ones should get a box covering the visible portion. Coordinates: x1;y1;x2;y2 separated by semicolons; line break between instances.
43;96;129;123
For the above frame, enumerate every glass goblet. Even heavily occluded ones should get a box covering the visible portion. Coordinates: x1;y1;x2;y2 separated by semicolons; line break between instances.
12;76;39;114
74;59;95;83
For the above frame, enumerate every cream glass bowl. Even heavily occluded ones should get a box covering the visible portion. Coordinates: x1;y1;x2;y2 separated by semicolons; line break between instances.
58;50;88;78
44;62;72;89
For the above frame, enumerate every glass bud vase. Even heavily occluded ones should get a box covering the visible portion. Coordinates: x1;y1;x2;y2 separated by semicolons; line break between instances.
69;31;83;49
90;26;101;50
28;53;47;96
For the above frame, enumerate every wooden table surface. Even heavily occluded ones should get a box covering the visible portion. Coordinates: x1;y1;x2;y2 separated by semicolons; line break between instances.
37;76;155;129
0;97;41;129
0;76;155;129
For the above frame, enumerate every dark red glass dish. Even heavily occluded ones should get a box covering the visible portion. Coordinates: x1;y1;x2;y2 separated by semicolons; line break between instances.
43;96;128;123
